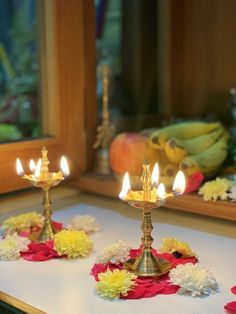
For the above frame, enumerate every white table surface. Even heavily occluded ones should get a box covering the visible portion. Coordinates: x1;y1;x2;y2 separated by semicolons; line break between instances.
0;193;236;314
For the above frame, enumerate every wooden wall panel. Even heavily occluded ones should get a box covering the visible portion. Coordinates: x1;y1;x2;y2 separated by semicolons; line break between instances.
168;0;236;118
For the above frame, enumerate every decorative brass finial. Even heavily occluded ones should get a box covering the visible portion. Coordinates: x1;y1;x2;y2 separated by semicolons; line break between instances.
41;146;49;174
141;161;152;201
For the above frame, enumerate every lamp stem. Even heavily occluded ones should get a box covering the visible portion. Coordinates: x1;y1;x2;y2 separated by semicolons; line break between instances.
141;209;153;251
36;188;56;242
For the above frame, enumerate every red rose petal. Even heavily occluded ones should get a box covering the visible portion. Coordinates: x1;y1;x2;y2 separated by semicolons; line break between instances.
129;248;142;259
20;241;60;262
231;286;236;295
161;283;180;294
91;250;198;299
143;284;164;297
121;286;146;299
90;263;122;281
52;220;63;231
185;171;204;193
224;301;236;313
18;231;29;237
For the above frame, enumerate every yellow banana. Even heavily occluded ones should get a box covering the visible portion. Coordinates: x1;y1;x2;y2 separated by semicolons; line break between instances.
181;136;228;170
180;157;202;176
150;131;168;149
180;126;225;154
164;138;188;164
149;121;222;149
162;163;178;177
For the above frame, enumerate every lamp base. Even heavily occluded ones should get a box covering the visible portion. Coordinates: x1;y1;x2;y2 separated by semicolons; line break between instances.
30;221;57;243
124;250;171;277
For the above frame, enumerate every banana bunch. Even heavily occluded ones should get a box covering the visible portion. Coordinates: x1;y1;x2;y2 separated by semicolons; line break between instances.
149;121;229;178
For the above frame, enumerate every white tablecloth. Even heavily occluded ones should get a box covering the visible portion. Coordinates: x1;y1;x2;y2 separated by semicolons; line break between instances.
0;194;235;314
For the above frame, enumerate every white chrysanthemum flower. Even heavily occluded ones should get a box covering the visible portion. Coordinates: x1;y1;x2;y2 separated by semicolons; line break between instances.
227;185;236;201
67;215;100;234
96;240;131;265
169;263;218;297
0;233;30;261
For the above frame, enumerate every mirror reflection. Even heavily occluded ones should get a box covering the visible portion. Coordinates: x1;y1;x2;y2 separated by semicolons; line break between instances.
95;0;236;133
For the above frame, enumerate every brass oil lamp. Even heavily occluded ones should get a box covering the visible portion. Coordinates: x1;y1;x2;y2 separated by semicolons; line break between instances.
16;147;70;242
119;161;185;277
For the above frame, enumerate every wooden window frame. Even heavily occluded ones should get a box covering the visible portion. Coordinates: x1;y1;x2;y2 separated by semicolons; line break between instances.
0;0;97;194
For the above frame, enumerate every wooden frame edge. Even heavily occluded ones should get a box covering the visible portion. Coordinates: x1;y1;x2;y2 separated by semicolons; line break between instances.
0;291;46;314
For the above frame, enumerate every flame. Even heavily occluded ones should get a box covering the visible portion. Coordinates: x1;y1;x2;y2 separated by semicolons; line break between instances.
119;172;131;199
16;158;24;176
34;159;42;178
60;156;70;177
151;163;159;186
29;159;36;172
173;171;186;194
157;183;165;200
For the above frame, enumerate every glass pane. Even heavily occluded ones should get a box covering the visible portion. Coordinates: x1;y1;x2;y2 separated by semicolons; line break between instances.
95;0;236;131
0;0;41;142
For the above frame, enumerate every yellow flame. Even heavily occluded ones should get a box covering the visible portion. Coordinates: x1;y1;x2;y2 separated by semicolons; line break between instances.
60;156;70;177
173;171;185;194
34;159;42;178
29;159;36;172
119;172;131;199
151;163;159;186
16;158;24;176
157;183;165;199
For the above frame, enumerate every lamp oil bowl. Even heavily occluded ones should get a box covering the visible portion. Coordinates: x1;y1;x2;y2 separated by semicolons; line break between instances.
119;161;185;278
16;147;70;242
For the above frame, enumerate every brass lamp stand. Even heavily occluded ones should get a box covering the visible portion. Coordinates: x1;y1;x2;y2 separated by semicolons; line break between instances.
93;64;115;174
120;161;184;277
16;147;68;242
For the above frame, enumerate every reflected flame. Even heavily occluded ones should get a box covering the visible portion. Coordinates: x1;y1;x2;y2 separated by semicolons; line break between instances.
34;159;42;178
29;159;36;172
60;156;70;177
151;163;159;186
119;172;131;199
173;171;186;194
16;158;24;176
157;183;165;200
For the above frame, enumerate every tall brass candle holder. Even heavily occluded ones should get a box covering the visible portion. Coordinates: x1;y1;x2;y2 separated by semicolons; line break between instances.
93;64;115;175
16;147;70;242
119;161;185;277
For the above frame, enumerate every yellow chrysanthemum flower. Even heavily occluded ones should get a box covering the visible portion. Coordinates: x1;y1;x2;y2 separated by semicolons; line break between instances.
1;212;44;234
159;237;196;257
96;269;137;299
198;178;234;201
54;230;93;258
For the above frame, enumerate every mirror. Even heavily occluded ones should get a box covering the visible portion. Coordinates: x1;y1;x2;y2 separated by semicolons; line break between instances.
95;0;236;133
0;0;42;142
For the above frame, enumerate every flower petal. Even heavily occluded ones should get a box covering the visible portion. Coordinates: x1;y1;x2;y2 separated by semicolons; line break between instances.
90;262;122;281
121;286;146;299
20;242;61;261
231;286;236;295
224;301;236;313
185;172;204;193
52;221;63;231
